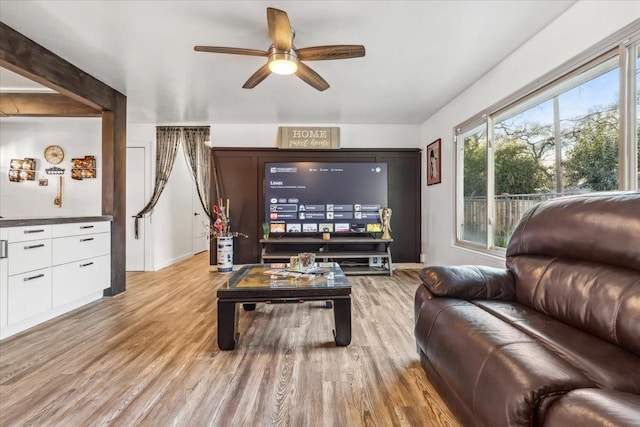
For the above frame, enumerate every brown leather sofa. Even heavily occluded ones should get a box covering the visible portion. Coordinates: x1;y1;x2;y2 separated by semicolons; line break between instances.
414;192;640;426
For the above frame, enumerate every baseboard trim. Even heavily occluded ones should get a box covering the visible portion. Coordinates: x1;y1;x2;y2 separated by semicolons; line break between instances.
154;253;193;271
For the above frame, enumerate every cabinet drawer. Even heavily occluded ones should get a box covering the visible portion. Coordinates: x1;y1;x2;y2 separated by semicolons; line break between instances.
1;258;7;329
52;233;110;265
52;221;110;238
8;268;52;325
8;239;52;276
52;255;108;307
7;225;52;242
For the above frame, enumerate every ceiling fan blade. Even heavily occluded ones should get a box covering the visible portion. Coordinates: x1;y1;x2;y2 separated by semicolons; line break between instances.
242;64;271;89
267;7;293;51
296;62;329;91
296;45;366;61
194;46;268;57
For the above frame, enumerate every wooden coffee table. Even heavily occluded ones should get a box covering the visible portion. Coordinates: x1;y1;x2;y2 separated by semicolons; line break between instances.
216;263;352;350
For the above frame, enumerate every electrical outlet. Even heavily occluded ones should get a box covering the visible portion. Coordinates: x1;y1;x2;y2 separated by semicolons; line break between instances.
420;253;425;263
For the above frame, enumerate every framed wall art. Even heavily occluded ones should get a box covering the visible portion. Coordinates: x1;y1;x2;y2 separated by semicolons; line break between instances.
71;155;97;180
426;139;441;186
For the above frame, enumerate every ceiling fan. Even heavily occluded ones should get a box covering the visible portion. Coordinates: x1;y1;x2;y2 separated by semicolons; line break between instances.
194;7;365;91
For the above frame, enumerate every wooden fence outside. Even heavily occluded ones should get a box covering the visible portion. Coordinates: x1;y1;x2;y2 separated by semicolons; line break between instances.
463;192;582;246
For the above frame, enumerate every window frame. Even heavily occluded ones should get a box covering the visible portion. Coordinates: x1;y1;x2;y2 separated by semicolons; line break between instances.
455;21;640;255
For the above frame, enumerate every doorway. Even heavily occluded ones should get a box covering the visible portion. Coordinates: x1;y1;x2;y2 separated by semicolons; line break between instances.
192;185;209;254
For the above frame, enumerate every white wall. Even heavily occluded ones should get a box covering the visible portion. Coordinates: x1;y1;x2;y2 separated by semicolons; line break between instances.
127;123;196;271
151;144;195;270
0;117;102;217
420;1;640;268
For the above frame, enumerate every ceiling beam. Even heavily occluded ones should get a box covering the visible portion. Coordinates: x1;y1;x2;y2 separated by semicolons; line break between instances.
0;92;102;116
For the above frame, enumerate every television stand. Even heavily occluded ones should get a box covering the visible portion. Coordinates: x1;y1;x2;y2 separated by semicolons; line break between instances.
259;236;393;276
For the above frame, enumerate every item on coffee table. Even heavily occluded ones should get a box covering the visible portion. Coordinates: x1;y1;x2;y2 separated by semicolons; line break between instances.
298;252;316;271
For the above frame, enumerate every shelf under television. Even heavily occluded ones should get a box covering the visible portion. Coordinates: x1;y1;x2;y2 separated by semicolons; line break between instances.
260;236;393;276
260;236;392;244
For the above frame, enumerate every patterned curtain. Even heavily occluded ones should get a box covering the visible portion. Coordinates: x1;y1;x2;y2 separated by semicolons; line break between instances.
133;126;181;239
182;127;211;219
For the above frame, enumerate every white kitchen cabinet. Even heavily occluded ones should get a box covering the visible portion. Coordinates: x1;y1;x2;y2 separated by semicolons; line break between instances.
8;239;52;276
0;219;111;340
7;225;52;242
0;228;8;329
52;233;110;266
53;255;109;307
52;221;110;238
7;268;52;324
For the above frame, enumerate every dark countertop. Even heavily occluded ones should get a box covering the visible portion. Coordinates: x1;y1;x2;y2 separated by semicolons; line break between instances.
0;216;113;227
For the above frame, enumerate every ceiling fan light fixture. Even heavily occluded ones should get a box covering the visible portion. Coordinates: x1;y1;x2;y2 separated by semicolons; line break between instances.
268;51;298;75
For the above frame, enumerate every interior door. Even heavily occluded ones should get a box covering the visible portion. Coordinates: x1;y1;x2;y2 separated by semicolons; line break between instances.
126;146;145;270
192;184;209;254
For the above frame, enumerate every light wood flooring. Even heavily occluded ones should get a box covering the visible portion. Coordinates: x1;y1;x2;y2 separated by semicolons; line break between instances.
0;253;460;427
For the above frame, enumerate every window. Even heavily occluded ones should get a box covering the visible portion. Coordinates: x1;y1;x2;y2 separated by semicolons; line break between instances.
460;124;488;246
636;44;640;186
456;29;639;253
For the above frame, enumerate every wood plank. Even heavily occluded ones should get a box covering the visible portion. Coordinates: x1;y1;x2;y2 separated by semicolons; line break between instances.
0;254;460;426
0;93;101;116
102;93;127;296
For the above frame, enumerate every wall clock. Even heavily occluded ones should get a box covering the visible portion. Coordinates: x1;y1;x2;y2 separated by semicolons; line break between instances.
44;145;64;164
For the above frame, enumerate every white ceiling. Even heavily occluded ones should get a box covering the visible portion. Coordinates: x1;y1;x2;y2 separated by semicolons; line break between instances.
0;1;576;125
0;68;54;92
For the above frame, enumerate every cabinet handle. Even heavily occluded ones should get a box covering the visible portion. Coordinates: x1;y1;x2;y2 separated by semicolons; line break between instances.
24;229;45;234
80;238;94;242
0;240;7;259
80;262;94;268
24;273;45;281
80;225;94;229
24;244;45;250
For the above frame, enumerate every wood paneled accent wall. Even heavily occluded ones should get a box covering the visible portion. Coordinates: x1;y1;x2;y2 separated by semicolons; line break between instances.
0;23;127;295
210;148;421;265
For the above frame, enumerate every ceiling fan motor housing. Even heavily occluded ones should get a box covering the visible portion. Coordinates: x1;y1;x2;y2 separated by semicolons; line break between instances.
268;47;298;75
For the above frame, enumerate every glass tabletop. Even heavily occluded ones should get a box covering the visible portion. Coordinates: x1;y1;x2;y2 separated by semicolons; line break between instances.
223;262;350;290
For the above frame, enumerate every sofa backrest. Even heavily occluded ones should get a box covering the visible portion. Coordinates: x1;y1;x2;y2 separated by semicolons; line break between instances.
506;192;640;356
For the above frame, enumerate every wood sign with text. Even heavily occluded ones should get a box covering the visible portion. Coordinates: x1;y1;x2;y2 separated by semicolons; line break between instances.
278;126;340;149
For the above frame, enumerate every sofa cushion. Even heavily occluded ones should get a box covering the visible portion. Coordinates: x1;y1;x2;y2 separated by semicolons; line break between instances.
506;192;640;272
507;256;640;357
415;297;595;427
544;389;640;427
474;300;640;393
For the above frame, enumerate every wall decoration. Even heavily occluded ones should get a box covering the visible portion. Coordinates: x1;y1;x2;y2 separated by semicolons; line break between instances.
39;177;49;186
45;166;65;175
71;155;96;180
54;176;63;207
278;126;340;149
426;139;442;186
44;145;65;164
8;158;36;182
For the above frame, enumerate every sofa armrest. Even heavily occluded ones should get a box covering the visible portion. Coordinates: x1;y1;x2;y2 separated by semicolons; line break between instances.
544;389;640;427
419;265;515;301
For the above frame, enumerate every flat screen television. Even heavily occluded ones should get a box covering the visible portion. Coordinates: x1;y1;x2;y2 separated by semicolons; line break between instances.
264;162;388;235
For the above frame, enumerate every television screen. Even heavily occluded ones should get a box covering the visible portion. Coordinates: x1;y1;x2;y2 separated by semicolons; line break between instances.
264;162;388;234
